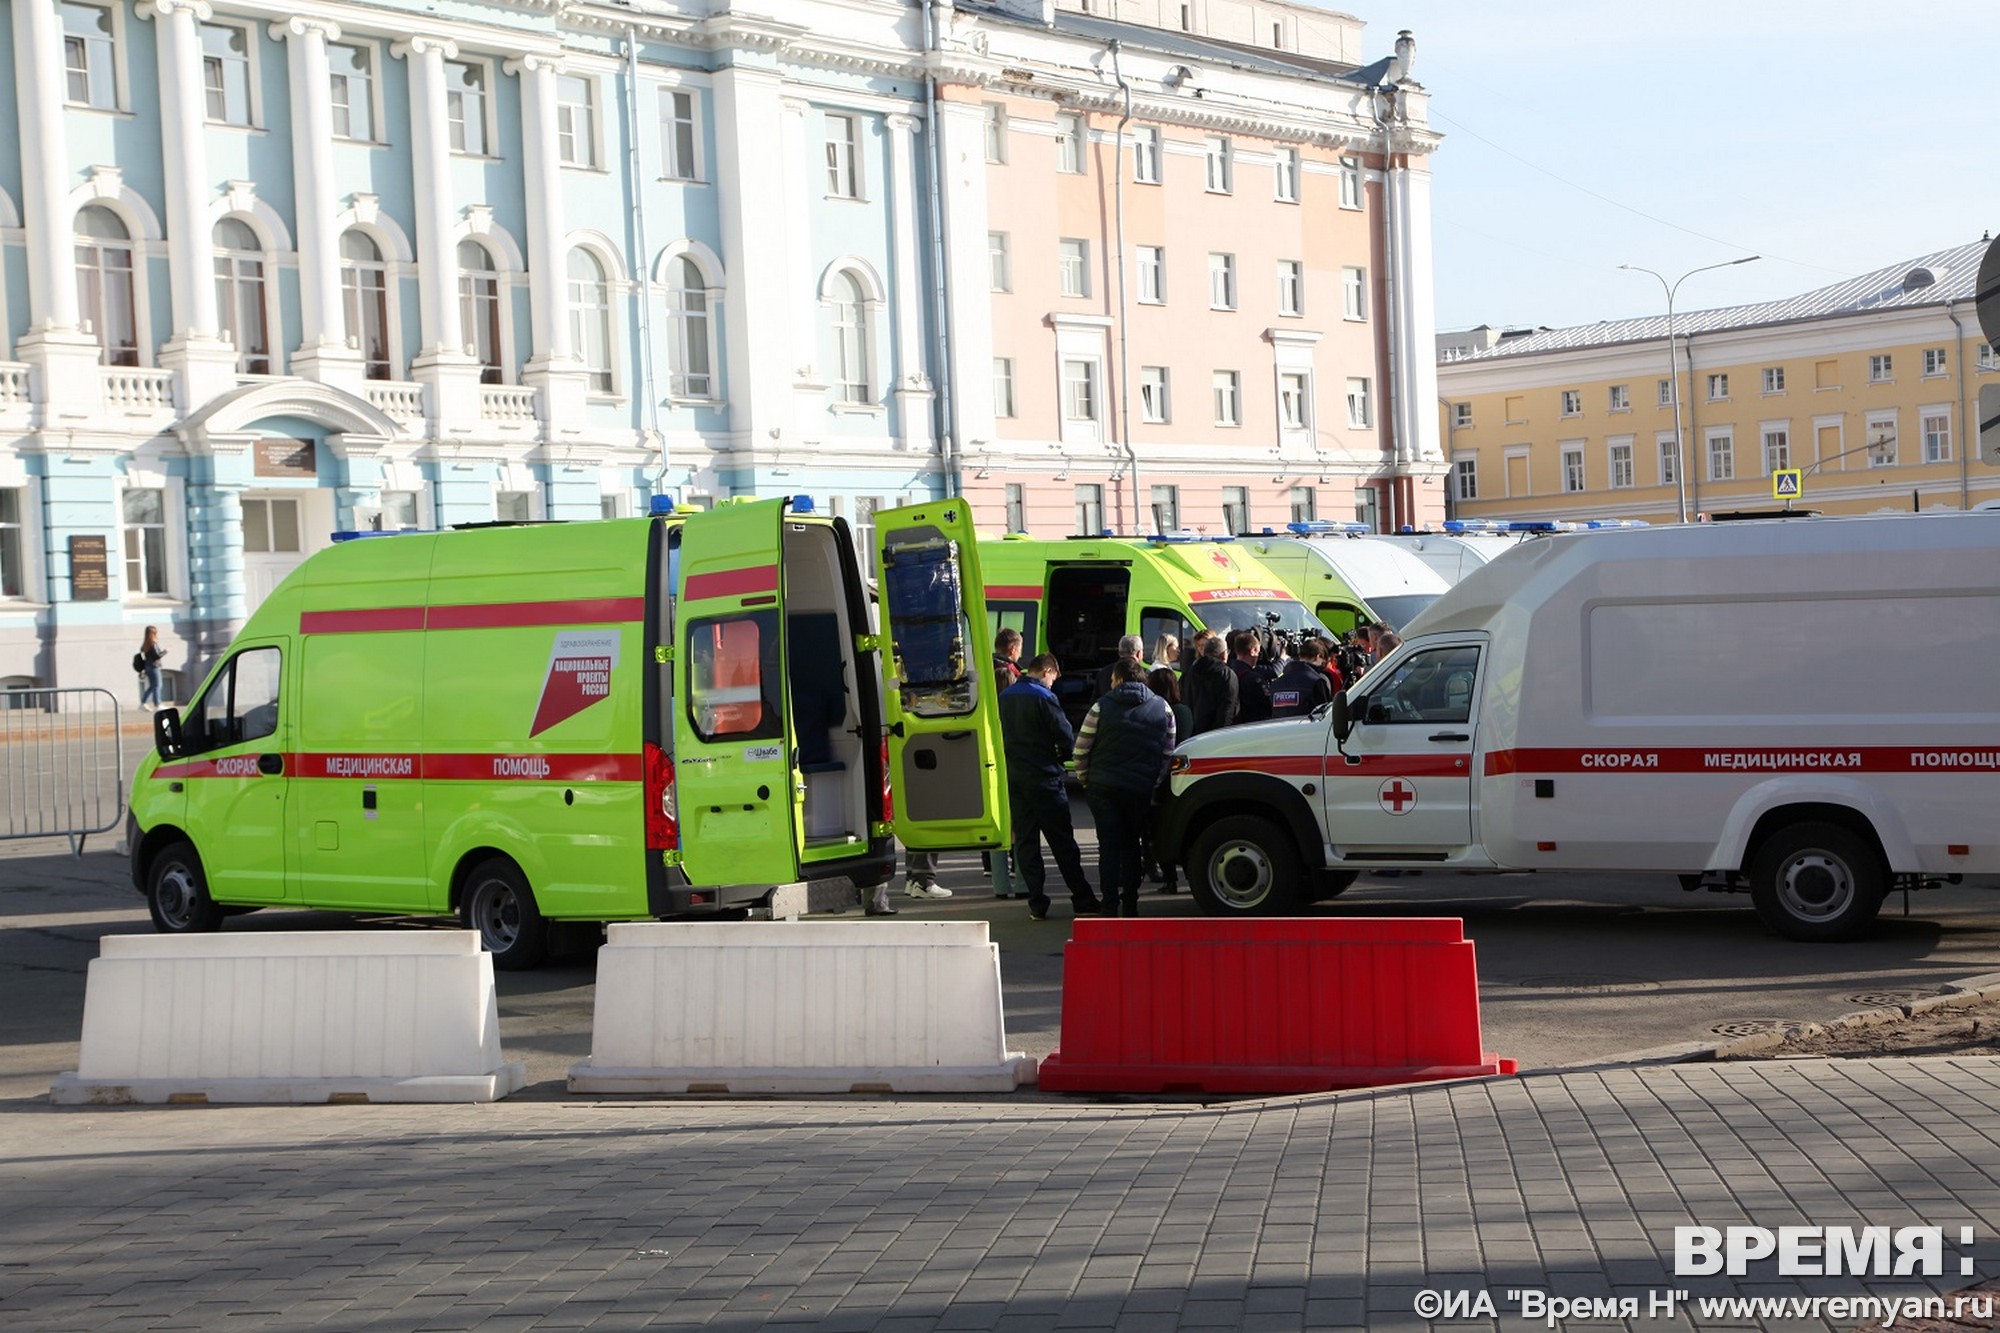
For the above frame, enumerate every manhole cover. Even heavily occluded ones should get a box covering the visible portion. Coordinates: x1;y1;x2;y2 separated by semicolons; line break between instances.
1512;975;1661;994
1842;989;1946;1009
1709;1019;1791;1038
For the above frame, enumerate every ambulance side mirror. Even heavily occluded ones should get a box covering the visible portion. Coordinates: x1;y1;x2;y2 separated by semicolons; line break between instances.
1331;691;1354;743
153;706;183;760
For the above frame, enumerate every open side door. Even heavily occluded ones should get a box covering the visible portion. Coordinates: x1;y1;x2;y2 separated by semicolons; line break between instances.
875;500;1010;852
672;497;799;888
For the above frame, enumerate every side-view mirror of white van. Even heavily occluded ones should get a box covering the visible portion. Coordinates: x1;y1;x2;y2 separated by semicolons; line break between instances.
1330;690;1354;743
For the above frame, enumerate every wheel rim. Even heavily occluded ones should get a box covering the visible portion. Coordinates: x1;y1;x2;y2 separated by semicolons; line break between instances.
1207;839;1275;910
468;878;522;952
1777;850;1856;923
154;863;200;930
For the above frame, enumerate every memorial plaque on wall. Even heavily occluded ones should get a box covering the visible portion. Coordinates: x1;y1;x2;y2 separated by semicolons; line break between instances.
254;437;317;478
68;534;109;602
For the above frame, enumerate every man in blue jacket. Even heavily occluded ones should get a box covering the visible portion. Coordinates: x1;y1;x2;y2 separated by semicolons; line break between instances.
998;654;1101;921
1074;657;1177;917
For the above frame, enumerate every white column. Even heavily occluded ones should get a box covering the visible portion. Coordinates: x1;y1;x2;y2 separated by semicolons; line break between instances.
779;98;817;386
272;17;360;386
935;101;994;462
1390;161;1441;467
12;0;79;332
393;35;480;429
507;55;571;366
884;112;934;453
712;68;794;457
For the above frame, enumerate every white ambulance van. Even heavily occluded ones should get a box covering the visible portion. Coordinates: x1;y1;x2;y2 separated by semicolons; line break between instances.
1241;523;1451;632
1371;521;1532;585
1159;513;2000;940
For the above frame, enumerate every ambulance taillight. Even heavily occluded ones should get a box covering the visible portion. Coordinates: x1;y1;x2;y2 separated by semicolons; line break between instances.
644;743;679;850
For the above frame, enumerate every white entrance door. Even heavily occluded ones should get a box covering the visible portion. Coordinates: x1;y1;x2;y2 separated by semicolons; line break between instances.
241;493;320;610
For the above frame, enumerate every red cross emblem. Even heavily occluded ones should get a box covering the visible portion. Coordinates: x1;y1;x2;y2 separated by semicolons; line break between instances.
1209;549;1233;569
1378;779;1417;815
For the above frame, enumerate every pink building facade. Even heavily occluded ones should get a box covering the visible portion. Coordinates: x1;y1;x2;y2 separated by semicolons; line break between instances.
935;1;1446;537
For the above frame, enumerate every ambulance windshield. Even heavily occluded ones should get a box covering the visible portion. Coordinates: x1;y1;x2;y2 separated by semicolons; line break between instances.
1195;599;1324;637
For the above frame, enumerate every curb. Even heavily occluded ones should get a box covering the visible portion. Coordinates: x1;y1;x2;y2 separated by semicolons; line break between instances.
1694;973;2000;1061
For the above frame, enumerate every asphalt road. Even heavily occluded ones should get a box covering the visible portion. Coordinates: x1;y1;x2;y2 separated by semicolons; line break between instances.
5;831;2000;1103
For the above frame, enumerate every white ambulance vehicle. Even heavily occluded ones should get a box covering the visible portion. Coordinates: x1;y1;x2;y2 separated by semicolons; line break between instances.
1158;513;2000;940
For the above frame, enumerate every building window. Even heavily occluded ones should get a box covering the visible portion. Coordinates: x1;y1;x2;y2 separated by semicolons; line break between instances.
62;3;117;110
1353;487;1378;531
1868;353;1892;383
1203;135;1232;193
213;218;271;376
1345;377;1372;429
668;256;716;396
1338;156;1362;209
1453;458;1477;501
1923;410;1952;462
1707;433;1734;481
1560;389;1581;416
1278;372;1311;431
1560;447;1584;492
1004;483;1026;533
1980;344;2000;371
1504;395;1525;424
661;88;700;181
1136;245;1164;304
1815;358;1840;389
1208;252;1235;310
1132;126;1161;184
1055;113;1085;174
557;75;597;167
568;248;613;393
824;112;861;198
1139;365;1170;423
340;230;392;381
1706;373;1729;401
328;42;373;141
1610;442;1634;489
1608;384;1630;411
496;490;533;523
123;488;168;596
1074;484;1103;536
830;271;870;404
1212;370;1240;426
377;490;422;530
75;206;139;368
1061;358;1098;422
241;497;302;556
1659;436;1678;485
1342;267;1367;321
200;21;252;126
1273;147;1299;202
993;357;1015;418
1657;378;1673;407
445;60;488;154
457;240;504;386
1277;260;1303;317
600;494;626;520
1222;486;1250;535
988;232;1010;292
1763;366;1785;393
1924;347;1948;377
1150;484;1180;533
0;488;24;597
1058;239;1089;298
982;103;1007;163
1763;428;1790;473
1289;486;1316;523
1867;415;1897;466
1451;402;1471;428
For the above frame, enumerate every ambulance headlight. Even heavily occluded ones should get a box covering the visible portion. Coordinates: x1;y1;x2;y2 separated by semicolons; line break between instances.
1169;754;1192;775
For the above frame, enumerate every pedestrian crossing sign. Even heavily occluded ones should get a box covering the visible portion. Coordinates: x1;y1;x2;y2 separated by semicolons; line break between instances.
1772;468;1803;500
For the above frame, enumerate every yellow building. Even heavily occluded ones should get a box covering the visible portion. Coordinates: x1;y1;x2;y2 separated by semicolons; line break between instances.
1435;242;1999;523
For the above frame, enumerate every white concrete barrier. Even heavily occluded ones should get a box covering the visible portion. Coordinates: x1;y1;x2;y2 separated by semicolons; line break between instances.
569;920;1036;1094
51;931;527;1105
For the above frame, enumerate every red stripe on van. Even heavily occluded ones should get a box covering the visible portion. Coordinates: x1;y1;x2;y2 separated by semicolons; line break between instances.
683;565;780;601
157;752;642;782
1182;753;1469;778
986;585;1045;600
1487;746;2000;775
301;599;642;635
300;606;427;635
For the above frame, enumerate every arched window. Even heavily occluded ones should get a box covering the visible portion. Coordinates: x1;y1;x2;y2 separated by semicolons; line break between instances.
566;248;612;393
339;229;392;381
457;239;503;385
213;218;271;375
666;256;712;399
75;206;138;367
830;270;868;404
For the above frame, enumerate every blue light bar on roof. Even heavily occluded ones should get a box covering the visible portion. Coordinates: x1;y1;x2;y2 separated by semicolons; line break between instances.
1285;521;1372;535
330;529;426;542
1442;519;1504;534
648;493;678;516
1583;519;1648;529
1507;521;1563;532
790;495;815;514
1147;531;1235;544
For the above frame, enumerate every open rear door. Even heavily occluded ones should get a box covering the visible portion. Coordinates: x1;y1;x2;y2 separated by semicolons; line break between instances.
875;500;1010;852
672;497;800;888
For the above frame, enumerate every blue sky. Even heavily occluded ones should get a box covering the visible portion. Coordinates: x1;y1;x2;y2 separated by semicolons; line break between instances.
1368;1;2000;333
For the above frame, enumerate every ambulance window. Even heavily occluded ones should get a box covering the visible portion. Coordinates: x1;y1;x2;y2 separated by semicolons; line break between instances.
186;646;283;751
687;611;782;741
1139;608;1193;667
1364;645;1479;726
987;601;1037;656
882;538;976;718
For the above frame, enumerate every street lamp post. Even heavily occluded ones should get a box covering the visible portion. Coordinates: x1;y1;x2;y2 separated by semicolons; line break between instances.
1619;256;1759;522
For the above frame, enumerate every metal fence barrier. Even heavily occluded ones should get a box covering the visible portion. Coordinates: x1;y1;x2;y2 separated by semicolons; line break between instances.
1;688;128;856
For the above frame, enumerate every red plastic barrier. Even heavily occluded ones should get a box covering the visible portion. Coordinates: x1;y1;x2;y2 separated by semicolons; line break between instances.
1036;917;1517;1094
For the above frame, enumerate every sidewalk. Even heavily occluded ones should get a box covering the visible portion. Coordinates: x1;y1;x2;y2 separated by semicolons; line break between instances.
3;1057;1996;1331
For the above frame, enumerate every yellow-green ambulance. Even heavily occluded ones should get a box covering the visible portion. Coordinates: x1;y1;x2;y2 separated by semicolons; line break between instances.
129;495;1006;967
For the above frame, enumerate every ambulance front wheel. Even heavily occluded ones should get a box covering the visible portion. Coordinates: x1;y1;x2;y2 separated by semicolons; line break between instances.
461;857;549;970
1185;816;1305;917
147;841;223;935
1748;821;1887;943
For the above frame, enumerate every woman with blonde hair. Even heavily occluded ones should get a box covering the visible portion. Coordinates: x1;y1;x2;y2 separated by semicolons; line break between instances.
1147;632;1181;673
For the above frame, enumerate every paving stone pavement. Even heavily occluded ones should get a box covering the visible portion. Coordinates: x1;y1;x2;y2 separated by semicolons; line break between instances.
4;1058;1999;1332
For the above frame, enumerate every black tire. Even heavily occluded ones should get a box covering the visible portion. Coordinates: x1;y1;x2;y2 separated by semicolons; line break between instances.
1313;869;1360;901
1749;821;1887;942
147;841;224;935
460;857;548;970
1185;815;1306;917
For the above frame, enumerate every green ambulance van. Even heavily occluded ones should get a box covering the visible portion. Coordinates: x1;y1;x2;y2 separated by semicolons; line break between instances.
977;533;1323;727
129;495;1007;968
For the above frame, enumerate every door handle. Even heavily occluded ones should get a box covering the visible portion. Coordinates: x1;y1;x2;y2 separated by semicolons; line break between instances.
257;752;284;775
1429;732;1469;743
